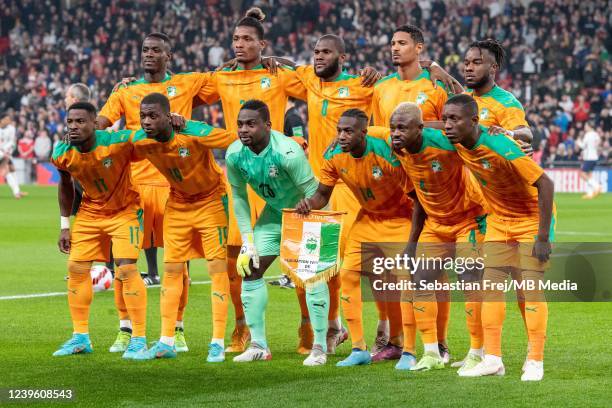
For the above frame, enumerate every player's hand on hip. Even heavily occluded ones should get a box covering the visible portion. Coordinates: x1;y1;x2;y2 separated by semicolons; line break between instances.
532;239;551;263
170;113;186;132
237;233;259;277
58;229;71;254
295;198;312;215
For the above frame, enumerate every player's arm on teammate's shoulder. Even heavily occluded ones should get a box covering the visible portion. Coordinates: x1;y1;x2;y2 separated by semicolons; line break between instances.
420;60;464;94
359;66;382;87
187;121;236;149
57;170;74;254
111;76;138;93
295;183;333;215
488;125;534;156
532;173;555;262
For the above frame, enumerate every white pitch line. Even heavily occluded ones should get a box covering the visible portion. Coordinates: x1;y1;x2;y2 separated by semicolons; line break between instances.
556;231;612;236
0;275;282;301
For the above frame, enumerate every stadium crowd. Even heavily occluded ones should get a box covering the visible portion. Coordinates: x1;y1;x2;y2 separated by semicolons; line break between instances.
0;0;610;169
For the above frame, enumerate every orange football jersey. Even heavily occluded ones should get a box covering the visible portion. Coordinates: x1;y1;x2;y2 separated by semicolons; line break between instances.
99;72;215;185
131;121;235;203
51;130;139;216
295;66;374;178
465;85;528;131
320;135;413;218
372;69;448;127
454;126;544;220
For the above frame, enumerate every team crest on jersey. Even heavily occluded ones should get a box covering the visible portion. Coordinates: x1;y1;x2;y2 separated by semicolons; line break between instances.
415;92;428;105
178;147;190;158
372;166;383;180
102;157;113;168
431;160;442;172
480;159;491;169
260;77;271;89
480;108;489;120
268;164;279;178
167;86;177;97
338;87;350;98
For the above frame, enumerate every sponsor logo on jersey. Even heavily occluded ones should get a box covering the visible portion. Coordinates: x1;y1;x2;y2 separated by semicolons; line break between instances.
260;77;271;89
372;165;383;179
178;147;190;158
268;164;279;178
431;159;442;172
167;86;177;97
479;108;489;120
338;87;350;98
415;91;428;105
102;157;113;168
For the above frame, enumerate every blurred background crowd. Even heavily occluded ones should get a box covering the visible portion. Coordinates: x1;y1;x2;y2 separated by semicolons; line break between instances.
0;0;610;169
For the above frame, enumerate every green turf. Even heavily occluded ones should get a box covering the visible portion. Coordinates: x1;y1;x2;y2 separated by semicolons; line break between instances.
0;186;611;407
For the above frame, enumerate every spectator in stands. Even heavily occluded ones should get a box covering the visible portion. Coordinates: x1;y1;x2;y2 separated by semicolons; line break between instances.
34;129;51;161
17;130;34;159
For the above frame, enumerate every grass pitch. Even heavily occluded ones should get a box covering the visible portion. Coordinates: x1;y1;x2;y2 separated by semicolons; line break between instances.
0;186;611;407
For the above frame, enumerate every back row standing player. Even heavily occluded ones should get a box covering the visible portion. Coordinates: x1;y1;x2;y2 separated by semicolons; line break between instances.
0;113;26;199
98;32;216;354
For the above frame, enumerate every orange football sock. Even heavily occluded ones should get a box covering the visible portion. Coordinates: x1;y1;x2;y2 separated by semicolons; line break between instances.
375;301;388;321
67;261;93;334
522;270;548;361
400;299;416;355
327;274;341;321
227;253;245;322
209;260;230;339
340;269;365;350
512;269;527;327
481;267;508;357
116;263;147;337
435;276;451;343
464;301;483;349
161;262;184;338
413;299;438;345
176;265;189;323
113;276;129;320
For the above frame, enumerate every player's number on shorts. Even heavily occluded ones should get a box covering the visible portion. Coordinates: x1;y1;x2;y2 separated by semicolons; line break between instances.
360;187;375;201
94;178;108;193
129;226;140;246
169;167;183;182
259;183;275;198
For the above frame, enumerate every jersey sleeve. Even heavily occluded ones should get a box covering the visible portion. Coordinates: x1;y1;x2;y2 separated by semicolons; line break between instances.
499;106;529;131
98;90;124;123
371;86;385;126
432;87;449;121
510;156;544;186
279;68;307;101
284;153;318;198
319;157;339;187
193;72;220;105
183;120;236;149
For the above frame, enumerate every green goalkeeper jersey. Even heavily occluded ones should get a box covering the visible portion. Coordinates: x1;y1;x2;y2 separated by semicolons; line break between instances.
225;130;318;234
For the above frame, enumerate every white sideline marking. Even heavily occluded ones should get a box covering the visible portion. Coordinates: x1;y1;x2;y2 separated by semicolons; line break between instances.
0;275;283;301
556;231;612;236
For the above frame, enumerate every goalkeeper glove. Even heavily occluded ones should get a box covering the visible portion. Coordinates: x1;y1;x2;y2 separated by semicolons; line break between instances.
237;233;259;277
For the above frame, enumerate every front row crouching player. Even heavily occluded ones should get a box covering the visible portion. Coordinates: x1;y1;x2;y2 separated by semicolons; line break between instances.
225;100;330;365
52;102;148;358
388;102;487;373
130;93;235;362
442;94;555;381
296;109;416;367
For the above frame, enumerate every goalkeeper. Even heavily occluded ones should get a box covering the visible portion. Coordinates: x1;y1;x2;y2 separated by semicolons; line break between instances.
225;100;328;366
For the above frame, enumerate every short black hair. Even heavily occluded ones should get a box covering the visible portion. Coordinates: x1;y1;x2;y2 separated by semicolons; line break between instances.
394;25;425;44
340;109;369;127
468;38;505;67
141;92;170;113
445;94;479;117
318;34;345;53
240;99;270;122
236;7;266;39
144;32;171;50
67;102;97;116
